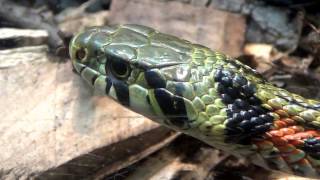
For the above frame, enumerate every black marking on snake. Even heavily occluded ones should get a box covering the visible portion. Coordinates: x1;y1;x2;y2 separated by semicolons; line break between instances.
302;138;320;159
132;60;184;71
105;77;112;94
228;60;266;83
214;67;273;145
113;79;129;106
79;66;86;74
145;70;166;88
146;94;151;105
91;75;99;85
154;88;189;129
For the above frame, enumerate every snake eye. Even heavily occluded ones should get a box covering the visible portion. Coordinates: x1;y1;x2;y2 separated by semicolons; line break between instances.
75;48;87;61
108;58;131;80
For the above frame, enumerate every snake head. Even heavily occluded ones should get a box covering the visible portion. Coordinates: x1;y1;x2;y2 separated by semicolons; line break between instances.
69;24;200;130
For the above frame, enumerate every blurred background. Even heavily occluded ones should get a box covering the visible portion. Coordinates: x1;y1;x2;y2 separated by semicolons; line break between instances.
0;0;319;179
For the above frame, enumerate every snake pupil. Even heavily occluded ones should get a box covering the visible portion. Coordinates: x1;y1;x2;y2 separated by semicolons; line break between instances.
109;59;131;79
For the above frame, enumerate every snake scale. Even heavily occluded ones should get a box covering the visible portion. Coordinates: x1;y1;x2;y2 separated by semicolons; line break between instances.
69;24;320;178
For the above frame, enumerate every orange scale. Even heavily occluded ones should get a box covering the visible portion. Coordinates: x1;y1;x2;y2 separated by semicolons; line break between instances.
271;136;288;146
297;158;310;166
274;120;287;129
289;132;311;140
289;139;304;146
290;125;304;133
269;130;284;137
280;128;295;136
283;134;299;141
306;130;320;137
302;133;314;139
282;118;296;126
301;131;316;138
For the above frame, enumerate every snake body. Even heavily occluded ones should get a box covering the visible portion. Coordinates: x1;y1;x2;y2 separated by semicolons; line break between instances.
69;24;320;178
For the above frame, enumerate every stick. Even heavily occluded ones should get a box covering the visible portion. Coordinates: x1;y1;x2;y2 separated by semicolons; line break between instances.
0;0;62;50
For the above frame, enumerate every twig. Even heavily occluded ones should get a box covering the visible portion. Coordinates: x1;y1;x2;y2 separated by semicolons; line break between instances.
307;21;320;34
55;0;100;23
0;0;63;50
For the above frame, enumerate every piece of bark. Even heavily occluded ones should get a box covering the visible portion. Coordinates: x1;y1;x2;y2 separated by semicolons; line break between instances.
0;28;48;50
0;0;62;49
123;136;228;180
58;11;109;35
246;6;304;52
0;45;48;68
299;29;320;55
244;43;273;60
159;0;252;14
190;0;210;6
210;0;253;14
109;0;246;57
0;49;178;179
55;0;101;23
39;127;178;180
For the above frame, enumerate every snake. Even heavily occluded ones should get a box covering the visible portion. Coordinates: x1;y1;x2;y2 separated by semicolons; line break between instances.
69;24;320;178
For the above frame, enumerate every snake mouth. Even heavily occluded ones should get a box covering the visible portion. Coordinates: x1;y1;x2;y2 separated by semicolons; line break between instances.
72;61;118;101
73;60;148;111
73;61;101;86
